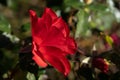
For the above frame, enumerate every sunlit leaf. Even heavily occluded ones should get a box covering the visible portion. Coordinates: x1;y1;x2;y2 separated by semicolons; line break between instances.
107;0;120;22
38;74;48;80
75;10;89;38
89;10;116;31
26;72;36;80
81;57;91;64
105;35;113;47
2;32;20;43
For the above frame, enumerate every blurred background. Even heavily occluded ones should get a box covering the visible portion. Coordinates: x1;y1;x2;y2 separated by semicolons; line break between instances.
0;0;120;80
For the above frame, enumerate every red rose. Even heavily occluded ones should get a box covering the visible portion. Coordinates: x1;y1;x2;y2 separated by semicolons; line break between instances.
92;58;109;73
111;33;120;47
29;8;77;76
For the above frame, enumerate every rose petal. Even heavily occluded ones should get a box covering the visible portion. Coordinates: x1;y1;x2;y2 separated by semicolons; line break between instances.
42;24;76;54
32;42;47;67
52;17;70;37
29;10;38;26
42;8;57;22
66;37;77;54
32;53;47;67
39;46;71;76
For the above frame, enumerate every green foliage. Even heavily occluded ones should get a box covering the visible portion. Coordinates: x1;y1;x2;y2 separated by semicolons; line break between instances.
75;9;90;38
63;0;84;9
74;1;116;38
89;3;107;12
20;23;30;32
0;14;11;33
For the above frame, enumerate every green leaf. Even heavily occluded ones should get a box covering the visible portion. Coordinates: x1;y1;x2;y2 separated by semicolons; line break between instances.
97;12;116;30
105;35;113;47
21;23;30;32
26;72;36;80
89;3;107;12
63;0;84;9
89;9;116;31
0;14;11;33
75;10;89;38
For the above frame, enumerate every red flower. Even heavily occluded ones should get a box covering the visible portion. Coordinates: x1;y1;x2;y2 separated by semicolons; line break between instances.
111;33;120;47
92;58;109;73
29;8;77;76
